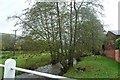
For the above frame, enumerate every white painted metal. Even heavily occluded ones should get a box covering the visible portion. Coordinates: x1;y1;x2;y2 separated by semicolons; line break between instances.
0;64;5;67
0;59;70;79
4;59;16;78
11;67;67;79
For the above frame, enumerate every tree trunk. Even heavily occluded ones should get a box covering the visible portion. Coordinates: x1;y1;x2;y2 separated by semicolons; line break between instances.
56;2;63;62
68;2;73;67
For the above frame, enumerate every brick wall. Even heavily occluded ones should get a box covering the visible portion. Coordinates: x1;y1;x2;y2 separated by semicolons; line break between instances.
104;50;115;60
103;31;120;63
104;50;120;63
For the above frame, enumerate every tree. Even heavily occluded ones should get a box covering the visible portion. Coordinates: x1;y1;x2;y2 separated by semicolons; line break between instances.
0;33;2;50
9;0;105;72
2;33;15;51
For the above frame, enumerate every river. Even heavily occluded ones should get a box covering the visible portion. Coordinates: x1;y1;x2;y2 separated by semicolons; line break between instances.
16;58;77;79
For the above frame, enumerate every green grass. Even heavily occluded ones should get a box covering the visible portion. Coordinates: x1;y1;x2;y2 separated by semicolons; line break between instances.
64;55;119;78
0;51;51;75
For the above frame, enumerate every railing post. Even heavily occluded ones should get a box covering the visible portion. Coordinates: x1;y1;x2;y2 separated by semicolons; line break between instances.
4;59;16;79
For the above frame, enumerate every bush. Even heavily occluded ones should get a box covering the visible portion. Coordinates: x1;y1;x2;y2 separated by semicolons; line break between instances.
115;38;120;50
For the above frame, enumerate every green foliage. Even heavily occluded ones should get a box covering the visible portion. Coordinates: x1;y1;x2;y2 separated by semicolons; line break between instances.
9;1;105;70
21;36;50;51
115;38;120;50
64;56;119;78
0;33;2;50
1;51;51;75
1;33;21;51
2;33;14;51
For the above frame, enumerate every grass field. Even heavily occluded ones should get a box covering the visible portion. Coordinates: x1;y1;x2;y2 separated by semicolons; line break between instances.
64;55;120;78
1;52;120;78
0;51;51;75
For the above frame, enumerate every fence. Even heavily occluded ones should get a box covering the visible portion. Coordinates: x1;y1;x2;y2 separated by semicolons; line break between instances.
0;59;70;80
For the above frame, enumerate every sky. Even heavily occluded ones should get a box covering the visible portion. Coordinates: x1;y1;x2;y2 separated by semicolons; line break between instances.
0;0;29;35
0;0;119;35
103;0;119;31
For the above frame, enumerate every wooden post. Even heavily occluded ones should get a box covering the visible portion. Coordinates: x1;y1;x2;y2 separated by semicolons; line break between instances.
4;59;16;79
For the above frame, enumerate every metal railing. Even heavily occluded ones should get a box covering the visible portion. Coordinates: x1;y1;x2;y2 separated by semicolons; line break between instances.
0;59;71;80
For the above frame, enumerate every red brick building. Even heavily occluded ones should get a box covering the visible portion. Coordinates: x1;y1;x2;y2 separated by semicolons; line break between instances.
103;31;120;61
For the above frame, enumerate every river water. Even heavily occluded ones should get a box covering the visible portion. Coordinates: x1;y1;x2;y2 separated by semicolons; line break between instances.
16;63;64;79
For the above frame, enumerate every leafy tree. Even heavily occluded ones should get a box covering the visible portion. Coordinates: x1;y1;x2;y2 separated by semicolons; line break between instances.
0;33;2;50
2;33;15;51
9;0;105;72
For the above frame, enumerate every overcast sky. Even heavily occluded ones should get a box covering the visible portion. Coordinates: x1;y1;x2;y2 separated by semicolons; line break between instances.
0;0;119;35
0;0;29;35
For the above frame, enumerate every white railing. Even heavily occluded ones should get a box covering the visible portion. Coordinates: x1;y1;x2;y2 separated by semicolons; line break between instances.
0;59;71;80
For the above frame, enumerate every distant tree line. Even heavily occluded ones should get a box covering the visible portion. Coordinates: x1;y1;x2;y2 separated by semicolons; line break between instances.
1;33;23;51
1;33;49;52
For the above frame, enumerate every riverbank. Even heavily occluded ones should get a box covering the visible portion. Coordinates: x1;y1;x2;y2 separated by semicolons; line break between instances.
16;55;119;79
64;55;119;78
16;63;63;79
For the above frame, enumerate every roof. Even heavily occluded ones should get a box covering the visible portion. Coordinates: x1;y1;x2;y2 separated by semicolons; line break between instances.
107;30;120;36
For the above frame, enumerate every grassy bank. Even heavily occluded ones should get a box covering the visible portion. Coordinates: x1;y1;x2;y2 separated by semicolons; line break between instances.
64;55;119;78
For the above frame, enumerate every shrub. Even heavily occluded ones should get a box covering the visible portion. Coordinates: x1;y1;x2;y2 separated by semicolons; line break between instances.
115;38;120;50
